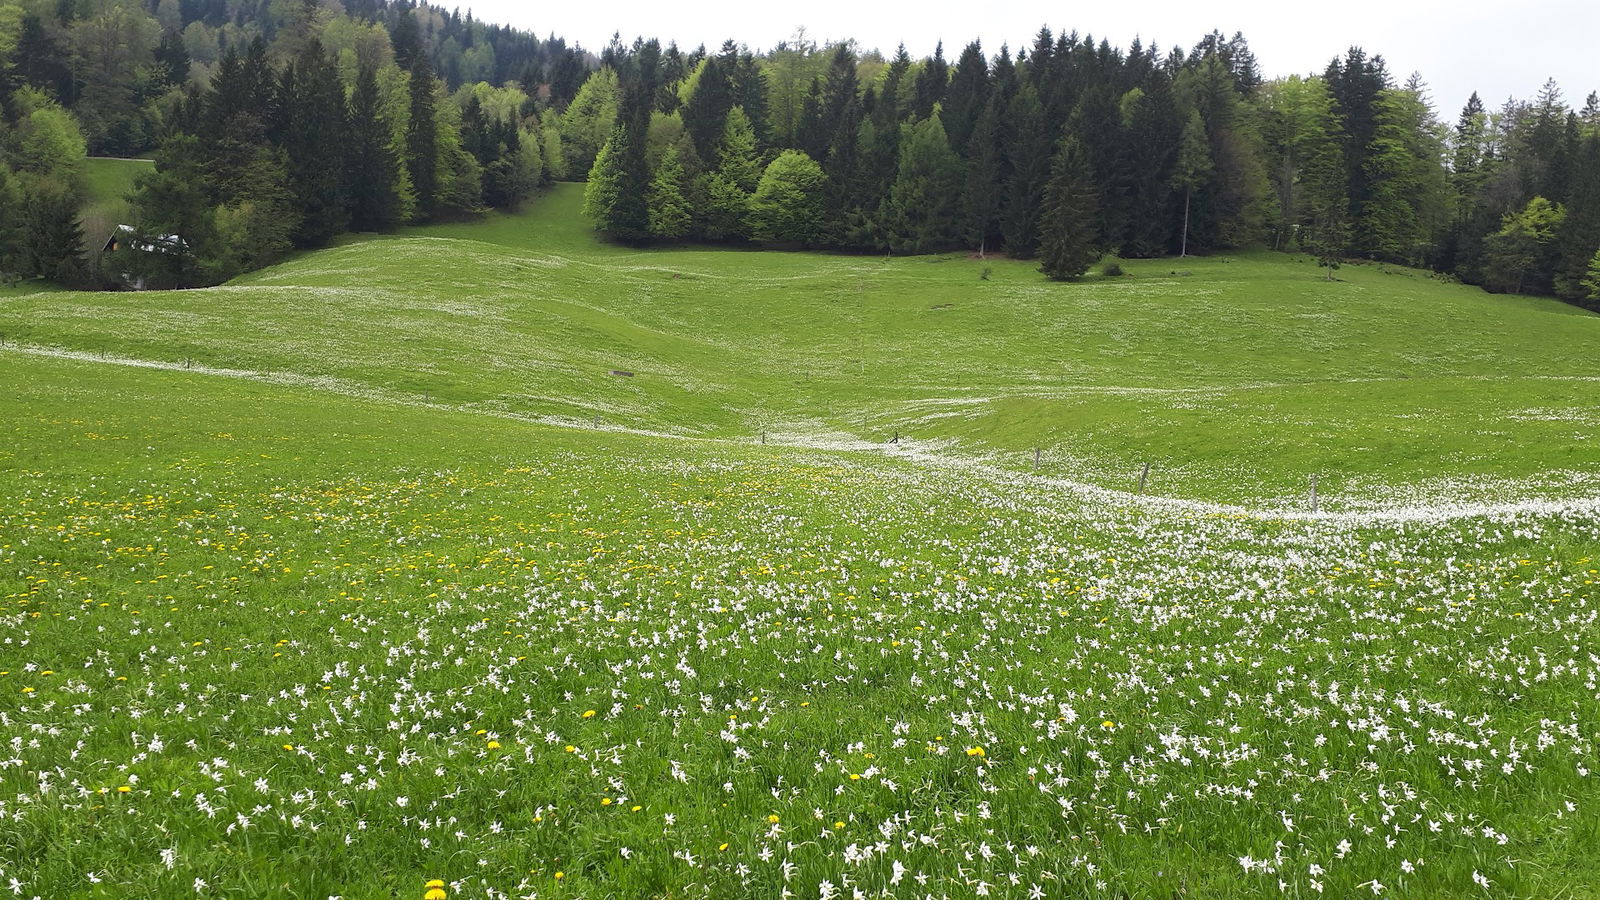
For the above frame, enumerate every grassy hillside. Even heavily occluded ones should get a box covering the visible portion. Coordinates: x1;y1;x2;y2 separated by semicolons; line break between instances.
4;182;1599;507
3;186;1600;898
77;156;153;239
3;351;1598;898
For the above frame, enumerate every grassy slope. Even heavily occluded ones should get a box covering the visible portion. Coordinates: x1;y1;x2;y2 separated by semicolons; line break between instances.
3;351;1598;898
78;157;153;234
3;181;1598;508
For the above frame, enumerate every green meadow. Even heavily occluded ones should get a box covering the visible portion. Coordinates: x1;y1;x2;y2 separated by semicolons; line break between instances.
2;186;1599;899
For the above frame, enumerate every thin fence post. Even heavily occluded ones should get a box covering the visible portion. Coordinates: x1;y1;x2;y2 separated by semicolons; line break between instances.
1310;474;1319;513
1033;448;1041;470
1138;462;1151;495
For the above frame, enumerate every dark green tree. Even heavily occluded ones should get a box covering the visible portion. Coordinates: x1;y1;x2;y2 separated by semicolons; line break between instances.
345;61;403;232
279;40;349;246
911;41;948;120
16;177;83;283
1000;83;1051;257
942;41;989;156
885;112;963;253
959;95;1002;252
407;57;440;219
1037;137;1100;280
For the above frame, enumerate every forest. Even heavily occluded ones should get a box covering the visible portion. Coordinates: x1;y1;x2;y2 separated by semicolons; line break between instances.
1;0;1598;300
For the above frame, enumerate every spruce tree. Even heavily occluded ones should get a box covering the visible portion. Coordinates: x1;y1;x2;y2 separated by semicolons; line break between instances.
959;96;1001;252
1037;138;1100;281
911;42;948;120
647;144;691;239
681;54;733;164
407;57;440;219
1000;83;1051;257
17;177;83;283
1552;134;1600;300
886;113;963;253
1583;248;1600;302
280;40;349;247
346;61;403;232
942;41;990;157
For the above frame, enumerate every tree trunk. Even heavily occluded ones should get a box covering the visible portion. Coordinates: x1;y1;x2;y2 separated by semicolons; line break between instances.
1180;189;1191;258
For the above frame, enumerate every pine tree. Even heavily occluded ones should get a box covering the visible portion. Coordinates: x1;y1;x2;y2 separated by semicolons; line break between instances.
942;41;989;157
1324;47;1390;242
583;124;650;241
1037;137;1100;280
346;61;403;232
280;40;349;247
959;96;1001;252
1000;83;1051;257
681;54;733;164
647;144;691;239
407;57;440;219
1552;134;1600;300
391;8;422;71
885;112;963;253
911;42;948;120
17;177;83;283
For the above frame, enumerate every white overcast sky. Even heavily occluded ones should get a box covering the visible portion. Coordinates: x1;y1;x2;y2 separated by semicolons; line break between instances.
459;0;1598;117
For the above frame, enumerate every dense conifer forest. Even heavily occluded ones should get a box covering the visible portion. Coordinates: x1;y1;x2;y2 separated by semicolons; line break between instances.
1;0;1597;300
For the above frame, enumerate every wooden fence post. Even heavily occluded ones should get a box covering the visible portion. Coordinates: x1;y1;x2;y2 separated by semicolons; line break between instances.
1310;474;1320;513
1138;462;1151;495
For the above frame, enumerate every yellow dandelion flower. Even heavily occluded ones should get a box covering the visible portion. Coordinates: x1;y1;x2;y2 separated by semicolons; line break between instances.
966;747;985;757
486;740;501;750
117;785;132;793
564;745;576;753
425;890;447;900
582;709;597;718
282;744;294;751
849;773;862;781
1101;720;1116;730
834;821;846;829
553;872;564;880
767;814;780;823
601;797;613;806
718;842;729;851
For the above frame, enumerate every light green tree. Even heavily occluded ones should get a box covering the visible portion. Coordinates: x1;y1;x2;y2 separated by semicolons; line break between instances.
1484;196;1565;294
750;150;825;243
1171;110;1212;257
561;68;619;178
1582;248;1600;301
647;145;691;239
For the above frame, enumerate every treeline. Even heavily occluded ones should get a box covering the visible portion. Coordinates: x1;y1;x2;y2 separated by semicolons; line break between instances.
582;32;1600;298
3;4;1600;302
0;0;581;287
